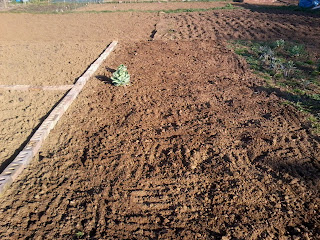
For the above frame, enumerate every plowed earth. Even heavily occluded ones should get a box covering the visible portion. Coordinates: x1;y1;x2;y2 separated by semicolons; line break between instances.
0;3;319;240
154;8;320;46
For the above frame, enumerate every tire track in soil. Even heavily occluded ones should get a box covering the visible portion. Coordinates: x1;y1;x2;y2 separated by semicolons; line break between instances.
0;40;319;239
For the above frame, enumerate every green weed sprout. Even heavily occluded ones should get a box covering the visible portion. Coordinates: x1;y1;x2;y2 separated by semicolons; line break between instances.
75;231;84;239
283;60;296;78
289;45;304;57
111;64;130;86
259;46;274;64
274;39;285;48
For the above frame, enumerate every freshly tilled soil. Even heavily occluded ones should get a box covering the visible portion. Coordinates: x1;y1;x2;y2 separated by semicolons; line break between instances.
0;40;319;239
0;4;319;239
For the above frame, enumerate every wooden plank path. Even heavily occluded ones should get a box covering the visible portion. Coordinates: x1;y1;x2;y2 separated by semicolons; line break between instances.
0;41;118;196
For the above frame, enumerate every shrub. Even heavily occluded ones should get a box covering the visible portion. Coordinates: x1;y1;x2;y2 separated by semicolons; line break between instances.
259;46;274;64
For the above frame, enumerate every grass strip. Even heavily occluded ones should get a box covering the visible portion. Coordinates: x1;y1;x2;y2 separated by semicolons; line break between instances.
2;1;237;14
230;39;320;134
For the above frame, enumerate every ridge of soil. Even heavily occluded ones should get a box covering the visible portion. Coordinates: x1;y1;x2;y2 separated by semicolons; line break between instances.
0;40;319;239
154;9;320;46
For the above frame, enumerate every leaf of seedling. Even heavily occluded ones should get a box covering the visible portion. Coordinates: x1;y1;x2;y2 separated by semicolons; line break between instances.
75;231;84;239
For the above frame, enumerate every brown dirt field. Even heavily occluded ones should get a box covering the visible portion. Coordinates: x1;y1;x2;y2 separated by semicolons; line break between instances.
0;10;157;170
0;12;158;42
0;42;108;85
154;8;320;47
1;39;319;239
0;90;64;167
0;3;320;239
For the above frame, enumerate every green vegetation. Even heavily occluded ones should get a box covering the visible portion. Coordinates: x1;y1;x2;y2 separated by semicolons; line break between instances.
154;4;237;13
230;39;320;134
75;231;84;239
308;115;320;135
4;2;86;14
96;3;238;14
111;64;130;86
2;1;238;14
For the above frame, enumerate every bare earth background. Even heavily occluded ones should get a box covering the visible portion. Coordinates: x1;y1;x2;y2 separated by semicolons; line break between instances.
0;1;319;239
74;1;233;12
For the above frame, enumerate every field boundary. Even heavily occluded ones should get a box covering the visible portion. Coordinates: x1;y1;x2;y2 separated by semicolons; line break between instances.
0;41;118;196
0;85;74;91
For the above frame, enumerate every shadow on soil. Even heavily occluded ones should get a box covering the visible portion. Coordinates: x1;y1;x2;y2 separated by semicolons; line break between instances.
252;85;320;188
96;75;112;85
95;67;115;85
254;85;320;115
235;2;320;17
255;157;320;187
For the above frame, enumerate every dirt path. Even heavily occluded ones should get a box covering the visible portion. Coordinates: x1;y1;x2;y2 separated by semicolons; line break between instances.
0;4;319;239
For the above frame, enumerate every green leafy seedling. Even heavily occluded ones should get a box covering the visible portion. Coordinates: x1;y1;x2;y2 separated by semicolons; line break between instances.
274;39;285;49
289;45;305;57
111;64;130;86
75;231;84;239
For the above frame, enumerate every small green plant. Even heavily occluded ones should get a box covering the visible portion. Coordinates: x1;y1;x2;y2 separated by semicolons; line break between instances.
270;57;284;74
311;94;320;101
274;39;285;48
308;115;320;135
289;45;305;57
229;39;320;135
111;64;130;86
305;59;314;64
283;60;296;78
259;46;274;64
75;231;84;239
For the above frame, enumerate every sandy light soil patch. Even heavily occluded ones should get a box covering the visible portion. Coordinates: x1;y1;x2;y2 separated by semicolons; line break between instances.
0;42;108;85
0;12;158;42
0;90;64;168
